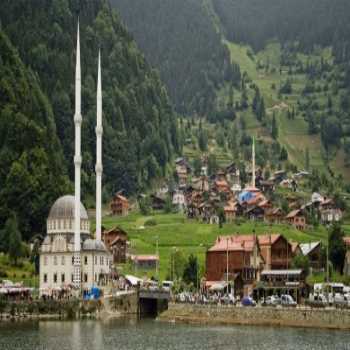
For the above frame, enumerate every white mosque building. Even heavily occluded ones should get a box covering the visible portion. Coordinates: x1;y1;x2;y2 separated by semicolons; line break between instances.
39;23;111;294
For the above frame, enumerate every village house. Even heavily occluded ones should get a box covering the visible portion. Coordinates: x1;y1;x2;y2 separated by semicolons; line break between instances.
206;235;263;296
110;193;129;216
319;198;343;224
254;269;307;303
258;234;294;270
150;194;166;210
286;209;306;230
172;190;186;212
133;255;159;270
300;242;322;270
264;207;284;224
102;227;128;264
224;201;238;223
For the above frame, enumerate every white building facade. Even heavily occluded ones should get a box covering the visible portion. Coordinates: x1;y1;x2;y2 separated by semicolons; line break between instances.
40;196;111;292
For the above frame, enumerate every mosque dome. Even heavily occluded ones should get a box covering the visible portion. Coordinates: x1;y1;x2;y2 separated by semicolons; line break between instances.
83;239;108;252
48;195;88;220
46;195;90;235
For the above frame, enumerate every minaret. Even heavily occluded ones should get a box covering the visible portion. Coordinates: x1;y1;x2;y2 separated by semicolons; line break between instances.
252;136;256;188
73;21;82;289
95;51;103;241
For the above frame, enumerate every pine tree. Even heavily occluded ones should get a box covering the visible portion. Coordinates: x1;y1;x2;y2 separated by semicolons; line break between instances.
271;113;278;139
7;215;23;266
305;148;310;171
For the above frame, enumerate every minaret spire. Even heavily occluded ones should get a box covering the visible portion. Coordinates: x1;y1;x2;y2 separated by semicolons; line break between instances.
73;19;82;289
95;50;103;241
252;136;256;188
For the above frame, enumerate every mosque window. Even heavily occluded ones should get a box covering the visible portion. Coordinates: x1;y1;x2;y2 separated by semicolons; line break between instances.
44;274;48;283
53;273;57;283
84;273;88;283
54;256;57;265
44;256;48;266
84;256;88;265
61;273;65;283
94;256;98;265
61;256;65;265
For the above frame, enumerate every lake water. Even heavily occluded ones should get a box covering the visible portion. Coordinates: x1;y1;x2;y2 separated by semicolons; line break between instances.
0;318;350;350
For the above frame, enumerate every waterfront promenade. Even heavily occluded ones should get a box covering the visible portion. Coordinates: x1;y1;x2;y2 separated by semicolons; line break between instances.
159;302;350;330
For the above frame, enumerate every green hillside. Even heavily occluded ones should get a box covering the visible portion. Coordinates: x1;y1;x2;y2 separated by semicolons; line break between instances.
101;212;328;280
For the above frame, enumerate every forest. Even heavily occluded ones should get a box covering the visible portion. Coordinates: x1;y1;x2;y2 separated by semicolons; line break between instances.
110;0;241;116
0;0;180;242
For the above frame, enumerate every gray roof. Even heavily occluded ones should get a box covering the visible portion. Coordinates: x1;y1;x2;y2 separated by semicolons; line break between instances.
261;269;303;276
300;242;320;256
48;195;88;220
82;239;107;252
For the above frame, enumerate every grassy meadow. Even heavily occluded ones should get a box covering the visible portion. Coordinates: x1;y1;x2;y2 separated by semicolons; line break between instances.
101;211;329;281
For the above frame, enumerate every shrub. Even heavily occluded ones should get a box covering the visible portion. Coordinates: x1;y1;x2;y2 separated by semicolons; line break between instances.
144;218;157;227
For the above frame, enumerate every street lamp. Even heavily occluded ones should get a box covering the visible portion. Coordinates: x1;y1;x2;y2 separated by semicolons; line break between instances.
155;236;159;283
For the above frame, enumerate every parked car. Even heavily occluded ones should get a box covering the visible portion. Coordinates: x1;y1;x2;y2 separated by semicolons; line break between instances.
281;294;297;307
162;280;174;291
334;293;350;308
308;293;328;307
241;296;256;307
264;295;281;306
221;294;236;305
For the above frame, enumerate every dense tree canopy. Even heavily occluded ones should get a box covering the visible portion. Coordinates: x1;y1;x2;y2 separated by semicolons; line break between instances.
0;0;180;239
111;0;241;116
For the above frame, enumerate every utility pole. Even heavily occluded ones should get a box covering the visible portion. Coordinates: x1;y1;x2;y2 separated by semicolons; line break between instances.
226;237;229;296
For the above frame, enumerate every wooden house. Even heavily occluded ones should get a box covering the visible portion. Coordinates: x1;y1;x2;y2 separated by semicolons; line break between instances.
258;234;293;270
110;193;129;216
264;207;284;224
286;209;306;230
102;226;128;264
300;242;322;270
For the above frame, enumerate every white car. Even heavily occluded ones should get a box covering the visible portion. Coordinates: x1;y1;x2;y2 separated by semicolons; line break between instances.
281;294;297;306
265;295;281;306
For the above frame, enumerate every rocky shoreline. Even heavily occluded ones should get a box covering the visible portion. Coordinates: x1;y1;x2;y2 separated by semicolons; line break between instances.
158;303;350;330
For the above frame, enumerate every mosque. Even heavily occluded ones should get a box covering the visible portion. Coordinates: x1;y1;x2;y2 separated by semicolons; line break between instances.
39;23;111;294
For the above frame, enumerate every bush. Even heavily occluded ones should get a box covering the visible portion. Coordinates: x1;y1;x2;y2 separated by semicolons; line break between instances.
144;218;157;227
0;268;8;278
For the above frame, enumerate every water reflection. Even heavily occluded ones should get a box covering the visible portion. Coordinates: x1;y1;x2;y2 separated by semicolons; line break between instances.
0;318;350;350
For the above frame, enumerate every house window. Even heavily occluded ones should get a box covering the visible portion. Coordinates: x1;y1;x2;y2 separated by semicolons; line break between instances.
84;256;88;265
53;273;57;283
61;256;65;265
54;256;57;265
61;273;65;283
44;274;48;283
84;273;88;283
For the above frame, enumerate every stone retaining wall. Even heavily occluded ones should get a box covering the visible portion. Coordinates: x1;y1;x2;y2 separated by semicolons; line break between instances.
159;303;350;330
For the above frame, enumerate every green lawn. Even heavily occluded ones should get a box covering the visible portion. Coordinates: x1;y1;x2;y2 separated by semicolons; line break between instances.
102;211;328;281
0;254;37;287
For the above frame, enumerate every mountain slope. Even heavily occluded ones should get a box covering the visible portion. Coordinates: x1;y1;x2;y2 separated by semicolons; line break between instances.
0;0;180;199
111;0;241;116
0;0;181;240
0;30;70;240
